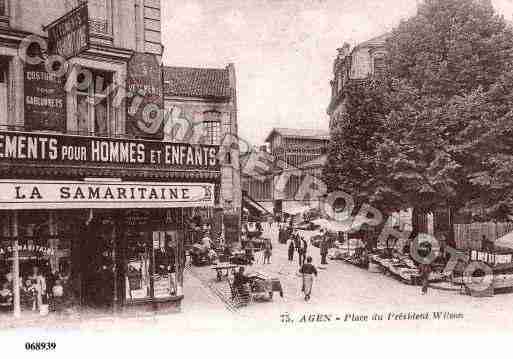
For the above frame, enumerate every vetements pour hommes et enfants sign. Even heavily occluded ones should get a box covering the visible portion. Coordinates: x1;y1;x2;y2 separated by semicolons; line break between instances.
0;131;219;170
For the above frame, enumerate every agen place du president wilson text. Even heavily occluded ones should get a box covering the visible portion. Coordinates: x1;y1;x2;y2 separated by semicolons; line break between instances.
0;132;218;167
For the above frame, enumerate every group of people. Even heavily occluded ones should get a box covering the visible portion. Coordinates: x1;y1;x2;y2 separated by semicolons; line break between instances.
0;265;73;314
287;231;308;266
284;227;322;301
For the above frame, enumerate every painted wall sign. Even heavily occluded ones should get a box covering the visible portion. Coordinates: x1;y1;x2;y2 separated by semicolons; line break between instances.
24;63;67;131
0;242;56;259
126;53;164;139
46;2;90;60
0;131;219;170
0;180;214;210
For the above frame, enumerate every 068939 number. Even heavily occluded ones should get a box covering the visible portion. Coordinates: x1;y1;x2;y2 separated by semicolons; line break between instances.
25;342;56;351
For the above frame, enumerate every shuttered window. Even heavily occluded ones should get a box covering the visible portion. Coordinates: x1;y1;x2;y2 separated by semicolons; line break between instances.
373;57;386;77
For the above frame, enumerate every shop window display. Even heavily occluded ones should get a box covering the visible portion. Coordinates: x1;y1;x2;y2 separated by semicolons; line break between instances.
125;229;182;302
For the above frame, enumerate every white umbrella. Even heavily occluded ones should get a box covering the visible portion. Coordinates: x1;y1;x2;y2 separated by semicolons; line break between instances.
284;204;312;215
496;231;513;249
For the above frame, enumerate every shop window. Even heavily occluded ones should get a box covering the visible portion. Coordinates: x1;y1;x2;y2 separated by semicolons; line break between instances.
203;110;221;145
125;229;181;302
125;229;151;301
73;69;113;136
0;58;8;129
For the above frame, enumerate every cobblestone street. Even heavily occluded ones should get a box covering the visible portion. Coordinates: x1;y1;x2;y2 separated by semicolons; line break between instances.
187;224;513;333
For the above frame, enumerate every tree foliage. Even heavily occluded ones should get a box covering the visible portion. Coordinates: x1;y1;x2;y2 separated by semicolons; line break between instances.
378;0;513;219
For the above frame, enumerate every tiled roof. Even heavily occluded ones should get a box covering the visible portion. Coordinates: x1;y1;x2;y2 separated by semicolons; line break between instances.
163;66;231;99
265;128;330;142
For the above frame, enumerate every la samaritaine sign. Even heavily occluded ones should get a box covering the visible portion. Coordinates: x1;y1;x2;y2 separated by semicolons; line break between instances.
0;180;214;210
0;131;219;170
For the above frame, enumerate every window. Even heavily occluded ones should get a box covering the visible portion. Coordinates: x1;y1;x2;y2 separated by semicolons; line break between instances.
203;110;221;145
337;71;344;92
0;58;8;128
0;0;5;17
374;57;386;77
73;69;113;136
88;0;112;36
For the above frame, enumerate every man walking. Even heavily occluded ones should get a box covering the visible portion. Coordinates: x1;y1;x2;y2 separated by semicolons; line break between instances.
263;238;273;264
298;235;307;267
320;230;329;265
419;262;431;295
300;256;318;301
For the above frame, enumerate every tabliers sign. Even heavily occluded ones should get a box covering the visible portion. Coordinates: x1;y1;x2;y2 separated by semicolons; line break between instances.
0;180;214;210
0;131;219;170
45;2;90;60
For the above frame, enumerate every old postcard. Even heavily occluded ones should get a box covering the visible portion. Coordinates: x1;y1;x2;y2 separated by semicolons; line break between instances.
1;0;513;356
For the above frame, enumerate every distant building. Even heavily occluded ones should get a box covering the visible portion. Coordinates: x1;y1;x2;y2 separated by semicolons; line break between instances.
241;128;329;218
327;34;388;130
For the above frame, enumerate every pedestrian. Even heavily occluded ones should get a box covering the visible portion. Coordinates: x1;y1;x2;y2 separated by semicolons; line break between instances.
263;238;273;264
320;231;329;265
419;262;431;295
288;239;295;262
300;256;318;301
298;236;307;267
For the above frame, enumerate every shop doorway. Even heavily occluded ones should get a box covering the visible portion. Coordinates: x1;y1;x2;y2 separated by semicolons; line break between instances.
79;217;116;311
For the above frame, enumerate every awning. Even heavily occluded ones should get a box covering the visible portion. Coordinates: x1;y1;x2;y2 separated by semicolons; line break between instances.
242;193;272;218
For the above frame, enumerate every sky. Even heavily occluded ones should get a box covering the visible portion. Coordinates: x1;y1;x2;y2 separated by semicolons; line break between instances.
161;0;513;147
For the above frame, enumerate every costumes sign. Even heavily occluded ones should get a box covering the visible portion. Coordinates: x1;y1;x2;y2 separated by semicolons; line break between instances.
0;180;214;210
0;131;219;170
24;64;67;131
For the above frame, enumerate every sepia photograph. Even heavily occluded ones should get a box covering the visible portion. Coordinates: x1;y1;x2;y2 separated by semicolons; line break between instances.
1;0;513;356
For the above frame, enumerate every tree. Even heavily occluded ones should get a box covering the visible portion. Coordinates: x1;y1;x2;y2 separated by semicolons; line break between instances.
323;80;401;217
378;0;513;244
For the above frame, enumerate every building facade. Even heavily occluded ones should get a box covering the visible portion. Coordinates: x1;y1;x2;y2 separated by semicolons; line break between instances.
162;65;241;243
241;128;328;217
0;0;239;318
327;35;388;130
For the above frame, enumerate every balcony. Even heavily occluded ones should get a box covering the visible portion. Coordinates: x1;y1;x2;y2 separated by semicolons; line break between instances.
89;18;112;45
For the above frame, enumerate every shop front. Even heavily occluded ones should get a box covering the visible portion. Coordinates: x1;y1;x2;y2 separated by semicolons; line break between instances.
0;131;220;317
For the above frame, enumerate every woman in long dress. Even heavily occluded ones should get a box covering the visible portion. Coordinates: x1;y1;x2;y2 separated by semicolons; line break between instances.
299;256;318;301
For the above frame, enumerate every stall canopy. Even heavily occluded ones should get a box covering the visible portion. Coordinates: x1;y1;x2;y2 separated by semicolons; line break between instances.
312;216;367;233
284;204;312;215
496;231;513;249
